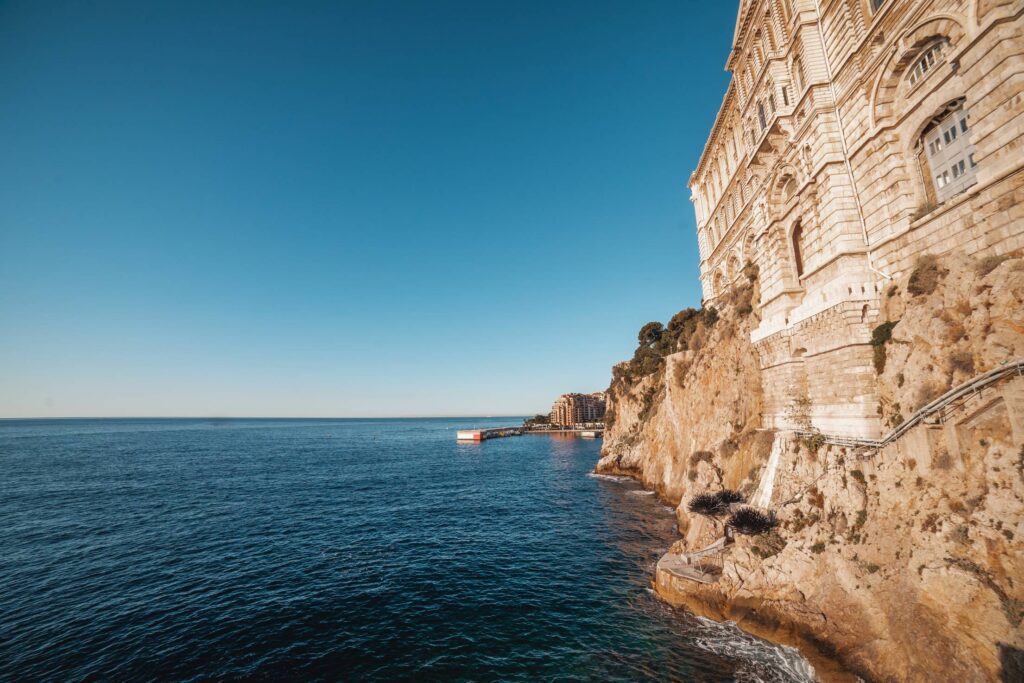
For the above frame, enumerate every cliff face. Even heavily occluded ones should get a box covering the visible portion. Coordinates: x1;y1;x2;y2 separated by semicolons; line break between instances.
599;253;1024;682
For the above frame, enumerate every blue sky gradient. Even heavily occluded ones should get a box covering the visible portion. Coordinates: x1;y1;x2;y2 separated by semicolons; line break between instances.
0;1;736;417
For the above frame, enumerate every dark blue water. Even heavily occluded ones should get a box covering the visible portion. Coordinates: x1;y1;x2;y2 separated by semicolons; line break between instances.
0;418;813;681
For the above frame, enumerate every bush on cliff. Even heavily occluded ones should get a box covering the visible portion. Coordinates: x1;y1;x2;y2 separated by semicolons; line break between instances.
907;254;945;296
871;320;898;374
687;489;744;517
726;507;777;535
611;305;721;391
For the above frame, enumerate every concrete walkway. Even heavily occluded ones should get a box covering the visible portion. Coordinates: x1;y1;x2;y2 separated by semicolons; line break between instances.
657;536;729;584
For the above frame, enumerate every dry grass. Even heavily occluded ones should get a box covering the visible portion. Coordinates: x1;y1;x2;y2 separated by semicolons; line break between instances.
915;380;947;410
975;254;1009;277
907;254;945;296
948;350;975;376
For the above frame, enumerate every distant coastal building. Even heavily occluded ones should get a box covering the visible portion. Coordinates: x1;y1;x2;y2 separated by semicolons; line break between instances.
550;392;607;427
688;0;1024;438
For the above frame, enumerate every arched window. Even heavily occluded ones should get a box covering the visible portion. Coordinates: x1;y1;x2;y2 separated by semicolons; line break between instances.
792;222;805;278
783;177;797;200
793;58;804;92
713;270;725;297
757;102;767;130
920;101;977;203
782;85;789;106
908;41;946;87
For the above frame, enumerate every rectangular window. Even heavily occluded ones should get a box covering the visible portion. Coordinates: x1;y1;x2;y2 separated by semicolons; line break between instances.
924;107;978;203
871;0;886;12
782;86;789;106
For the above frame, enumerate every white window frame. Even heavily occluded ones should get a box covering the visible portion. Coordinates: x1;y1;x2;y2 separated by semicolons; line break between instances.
908;42;945;88
923;106;977;203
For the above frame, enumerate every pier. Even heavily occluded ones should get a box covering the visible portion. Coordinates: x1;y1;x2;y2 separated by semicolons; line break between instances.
456;426;603;441
525;428;604;437
456;427;524;442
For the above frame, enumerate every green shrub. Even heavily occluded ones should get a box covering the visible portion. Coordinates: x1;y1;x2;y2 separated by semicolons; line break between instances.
873;345;887;374
871;321;898;374
871;320;898;347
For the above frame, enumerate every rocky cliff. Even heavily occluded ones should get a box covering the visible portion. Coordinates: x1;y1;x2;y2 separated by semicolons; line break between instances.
598;253;1024;682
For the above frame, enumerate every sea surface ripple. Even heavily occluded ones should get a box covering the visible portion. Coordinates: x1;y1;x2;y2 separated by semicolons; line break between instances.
0;418;814;681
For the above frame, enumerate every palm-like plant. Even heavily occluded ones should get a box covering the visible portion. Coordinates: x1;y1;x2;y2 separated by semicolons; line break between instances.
726;506;777;535
687;489;745;517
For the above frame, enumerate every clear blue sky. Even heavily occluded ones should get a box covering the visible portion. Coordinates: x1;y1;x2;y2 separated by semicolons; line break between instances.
0;1;736;417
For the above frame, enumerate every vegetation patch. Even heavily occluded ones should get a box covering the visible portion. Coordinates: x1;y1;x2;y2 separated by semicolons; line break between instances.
948;350;975;376
727;507;777;535
975;253;1009;277
751;530;786;559
689;450;715;467
688;489;744;517
871;320;898;374
907;254;946;296
915;380;947;410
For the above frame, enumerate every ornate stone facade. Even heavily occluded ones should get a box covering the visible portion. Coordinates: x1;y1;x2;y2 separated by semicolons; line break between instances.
689;0;1024;438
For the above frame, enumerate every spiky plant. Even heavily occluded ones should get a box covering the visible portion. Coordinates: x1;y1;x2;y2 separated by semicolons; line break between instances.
688;492;729;517
716;489;744;506
688;489;747;518
726;506;777;535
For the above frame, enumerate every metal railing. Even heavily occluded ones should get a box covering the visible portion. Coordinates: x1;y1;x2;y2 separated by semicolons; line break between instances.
796;358;1024;451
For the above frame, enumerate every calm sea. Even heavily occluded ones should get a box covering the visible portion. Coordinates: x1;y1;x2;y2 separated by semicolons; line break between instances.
0;418;813;681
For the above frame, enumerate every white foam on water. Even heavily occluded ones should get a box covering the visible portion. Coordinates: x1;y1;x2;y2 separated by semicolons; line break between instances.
692;615;816;683
587;472;633;483
629;489;655;496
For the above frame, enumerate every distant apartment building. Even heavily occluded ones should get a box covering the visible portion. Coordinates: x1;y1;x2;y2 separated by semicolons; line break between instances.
550;392;607;427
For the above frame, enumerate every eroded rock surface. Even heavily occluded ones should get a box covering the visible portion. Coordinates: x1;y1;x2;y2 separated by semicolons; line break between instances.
599;253;1024;682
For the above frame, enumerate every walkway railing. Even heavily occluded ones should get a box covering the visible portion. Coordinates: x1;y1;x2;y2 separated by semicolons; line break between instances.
796;358;1024;451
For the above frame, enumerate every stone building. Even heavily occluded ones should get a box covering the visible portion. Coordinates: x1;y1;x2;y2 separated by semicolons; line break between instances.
550;392;607;427
689;0;1024;438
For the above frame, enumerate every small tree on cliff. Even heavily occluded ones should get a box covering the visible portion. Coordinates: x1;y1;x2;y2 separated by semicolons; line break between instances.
637;322;664;348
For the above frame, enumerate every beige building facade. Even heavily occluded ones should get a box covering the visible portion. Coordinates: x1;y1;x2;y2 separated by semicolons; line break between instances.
689;0;1024;438
550;392;607;427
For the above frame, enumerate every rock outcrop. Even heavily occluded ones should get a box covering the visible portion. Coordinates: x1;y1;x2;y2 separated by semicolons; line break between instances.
598;253;1024;682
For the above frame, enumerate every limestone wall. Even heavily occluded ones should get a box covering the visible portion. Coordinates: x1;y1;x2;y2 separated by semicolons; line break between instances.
687;0;1024;440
